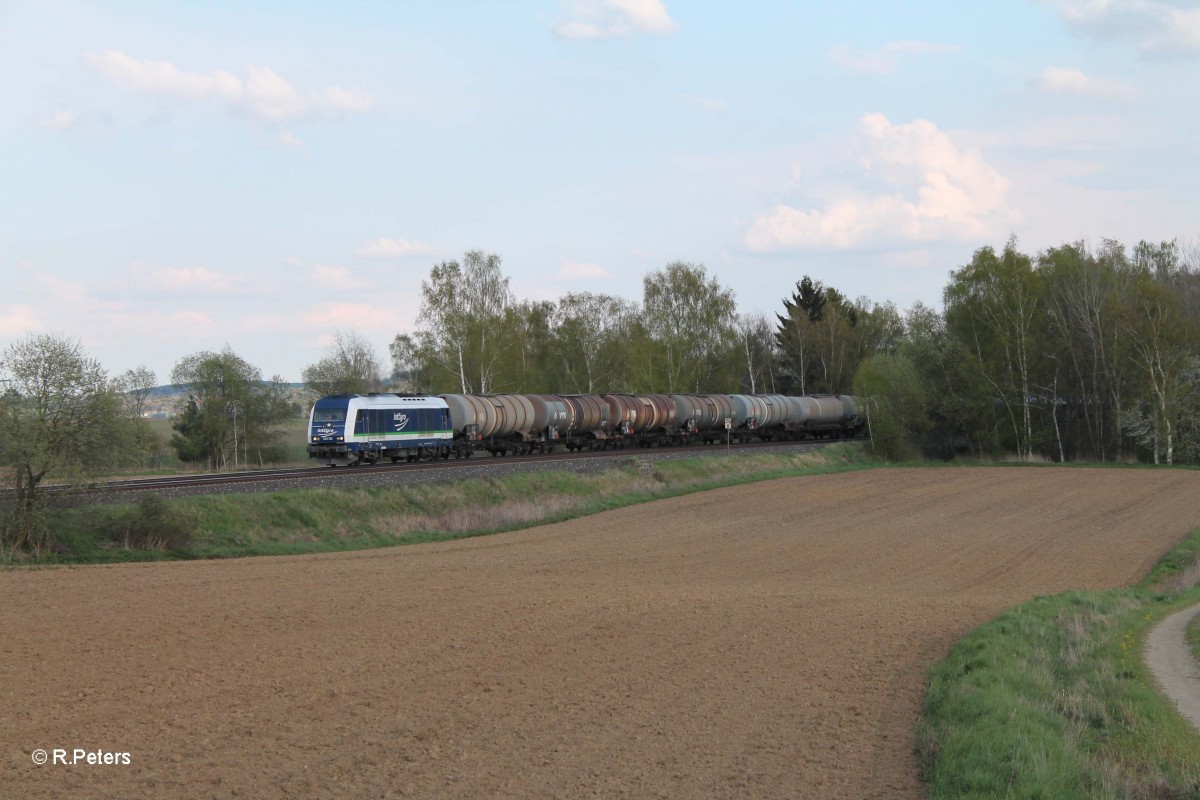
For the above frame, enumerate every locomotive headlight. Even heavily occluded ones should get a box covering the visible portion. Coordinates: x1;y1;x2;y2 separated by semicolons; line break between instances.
337;436;344;442
312;436;318;442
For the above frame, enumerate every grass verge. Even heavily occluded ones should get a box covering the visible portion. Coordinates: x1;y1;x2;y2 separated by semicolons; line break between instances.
9;443;875;564
917;528;1200;799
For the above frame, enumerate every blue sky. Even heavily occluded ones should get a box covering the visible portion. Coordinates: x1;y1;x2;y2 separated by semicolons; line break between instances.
3;0;1199;382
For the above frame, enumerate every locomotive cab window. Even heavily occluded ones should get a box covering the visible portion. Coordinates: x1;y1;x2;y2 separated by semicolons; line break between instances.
313;408;346;423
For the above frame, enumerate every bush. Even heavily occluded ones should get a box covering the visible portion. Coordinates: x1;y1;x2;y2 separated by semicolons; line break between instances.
110;495;195;553
0;501;53;559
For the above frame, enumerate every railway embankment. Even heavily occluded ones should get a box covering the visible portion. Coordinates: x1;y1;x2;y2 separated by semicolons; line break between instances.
6;444;874;565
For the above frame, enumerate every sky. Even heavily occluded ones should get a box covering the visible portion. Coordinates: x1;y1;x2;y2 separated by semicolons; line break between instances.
3;0;1200;383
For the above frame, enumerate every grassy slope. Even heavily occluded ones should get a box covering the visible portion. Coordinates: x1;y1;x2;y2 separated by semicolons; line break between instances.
37;444;875;564
918;528;1200;799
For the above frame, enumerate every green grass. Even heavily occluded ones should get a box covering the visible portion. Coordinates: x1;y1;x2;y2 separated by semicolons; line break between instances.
918;529;1200;799
13;443;876;564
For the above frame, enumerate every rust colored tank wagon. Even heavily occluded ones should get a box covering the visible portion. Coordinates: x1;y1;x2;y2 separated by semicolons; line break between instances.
602;394;676;435
486;394;536;439
562;395;612;434
602;394;644;434
634;394;676;432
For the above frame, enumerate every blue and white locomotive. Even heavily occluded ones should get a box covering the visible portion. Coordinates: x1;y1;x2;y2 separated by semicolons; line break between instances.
307;394;453;465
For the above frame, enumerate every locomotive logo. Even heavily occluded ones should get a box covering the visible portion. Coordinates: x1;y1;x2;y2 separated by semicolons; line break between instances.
393;412;409;429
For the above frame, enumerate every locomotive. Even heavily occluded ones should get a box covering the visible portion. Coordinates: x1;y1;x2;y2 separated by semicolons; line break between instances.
308;391;863;466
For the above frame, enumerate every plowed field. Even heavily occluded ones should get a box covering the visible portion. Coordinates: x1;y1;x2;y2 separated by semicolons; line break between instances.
4;467;1199;798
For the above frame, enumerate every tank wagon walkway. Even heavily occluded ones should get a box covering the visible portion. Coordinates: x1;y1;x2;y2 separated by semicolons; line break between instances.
4;467;1199;798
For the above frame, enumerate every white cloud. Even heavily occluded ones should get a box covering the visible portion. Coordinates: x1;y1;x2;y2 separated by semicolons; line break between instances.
275;129;308;154
553;0;677;39
554;260;611;280
35;274;126;311
354;238;436;258
303;302;399;331
1033;66;1140;101
959;115;1128;151
88;50;373;124
306;264;373;290
745;113;1016;251
35;111;79;130
1045;0;1200;54
142;266;250;294
829;40;961;74
0;305;41;336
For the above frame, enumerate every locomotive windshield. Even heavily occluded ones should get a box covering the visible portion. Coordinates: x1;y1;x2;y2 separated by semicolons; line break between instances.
313;409;347;423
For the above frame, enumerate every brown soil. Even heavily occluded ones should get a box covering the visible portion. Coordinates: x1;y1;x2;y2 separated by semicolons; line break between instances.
3;467;1199;799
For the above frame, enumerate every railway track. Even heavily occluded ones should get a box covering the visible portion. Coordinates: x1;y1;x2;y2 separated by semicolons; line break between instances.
64;436;863;497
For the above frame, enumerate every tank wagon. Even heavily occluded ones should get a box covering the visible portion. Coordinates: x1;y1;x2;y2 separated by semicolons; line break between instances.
441;393;570;456
308;394;453;465
308;391;864;465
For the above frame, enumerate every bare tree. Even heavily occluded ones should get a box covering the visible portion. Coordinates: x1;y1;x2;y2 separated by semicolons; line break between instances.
553;292;634;393
735;312;776;394
302;329;382;399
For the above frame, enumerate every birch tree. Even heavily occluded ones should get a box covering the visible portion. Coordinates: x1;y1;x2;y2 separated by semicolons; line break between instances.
944;238;1043;460
642;262;737;393
735;312;776;394
302;329;382;399
416;250;512;393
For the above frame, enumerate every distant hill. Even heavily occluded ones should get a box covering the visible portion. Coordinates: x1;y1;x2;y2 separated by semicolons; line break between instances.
142;384;310;418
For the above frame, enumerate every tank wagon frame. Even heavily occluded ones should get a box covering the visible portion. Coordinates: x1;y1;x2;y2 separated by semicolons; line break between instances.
308;392;864;465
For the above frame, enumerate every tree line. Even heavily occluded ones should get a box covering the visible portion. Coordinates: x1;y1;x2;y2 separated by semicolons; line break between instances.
3;236;1198;553
384;241;1200;465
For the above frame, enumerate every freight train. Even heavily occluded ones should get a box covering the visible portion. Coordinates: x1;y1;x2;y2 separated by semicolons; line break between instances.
307;392;863;466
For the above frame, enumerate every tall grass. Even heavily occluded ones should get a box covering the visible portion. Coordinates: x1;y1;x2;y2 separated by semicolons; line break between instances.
918;530;1200;799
